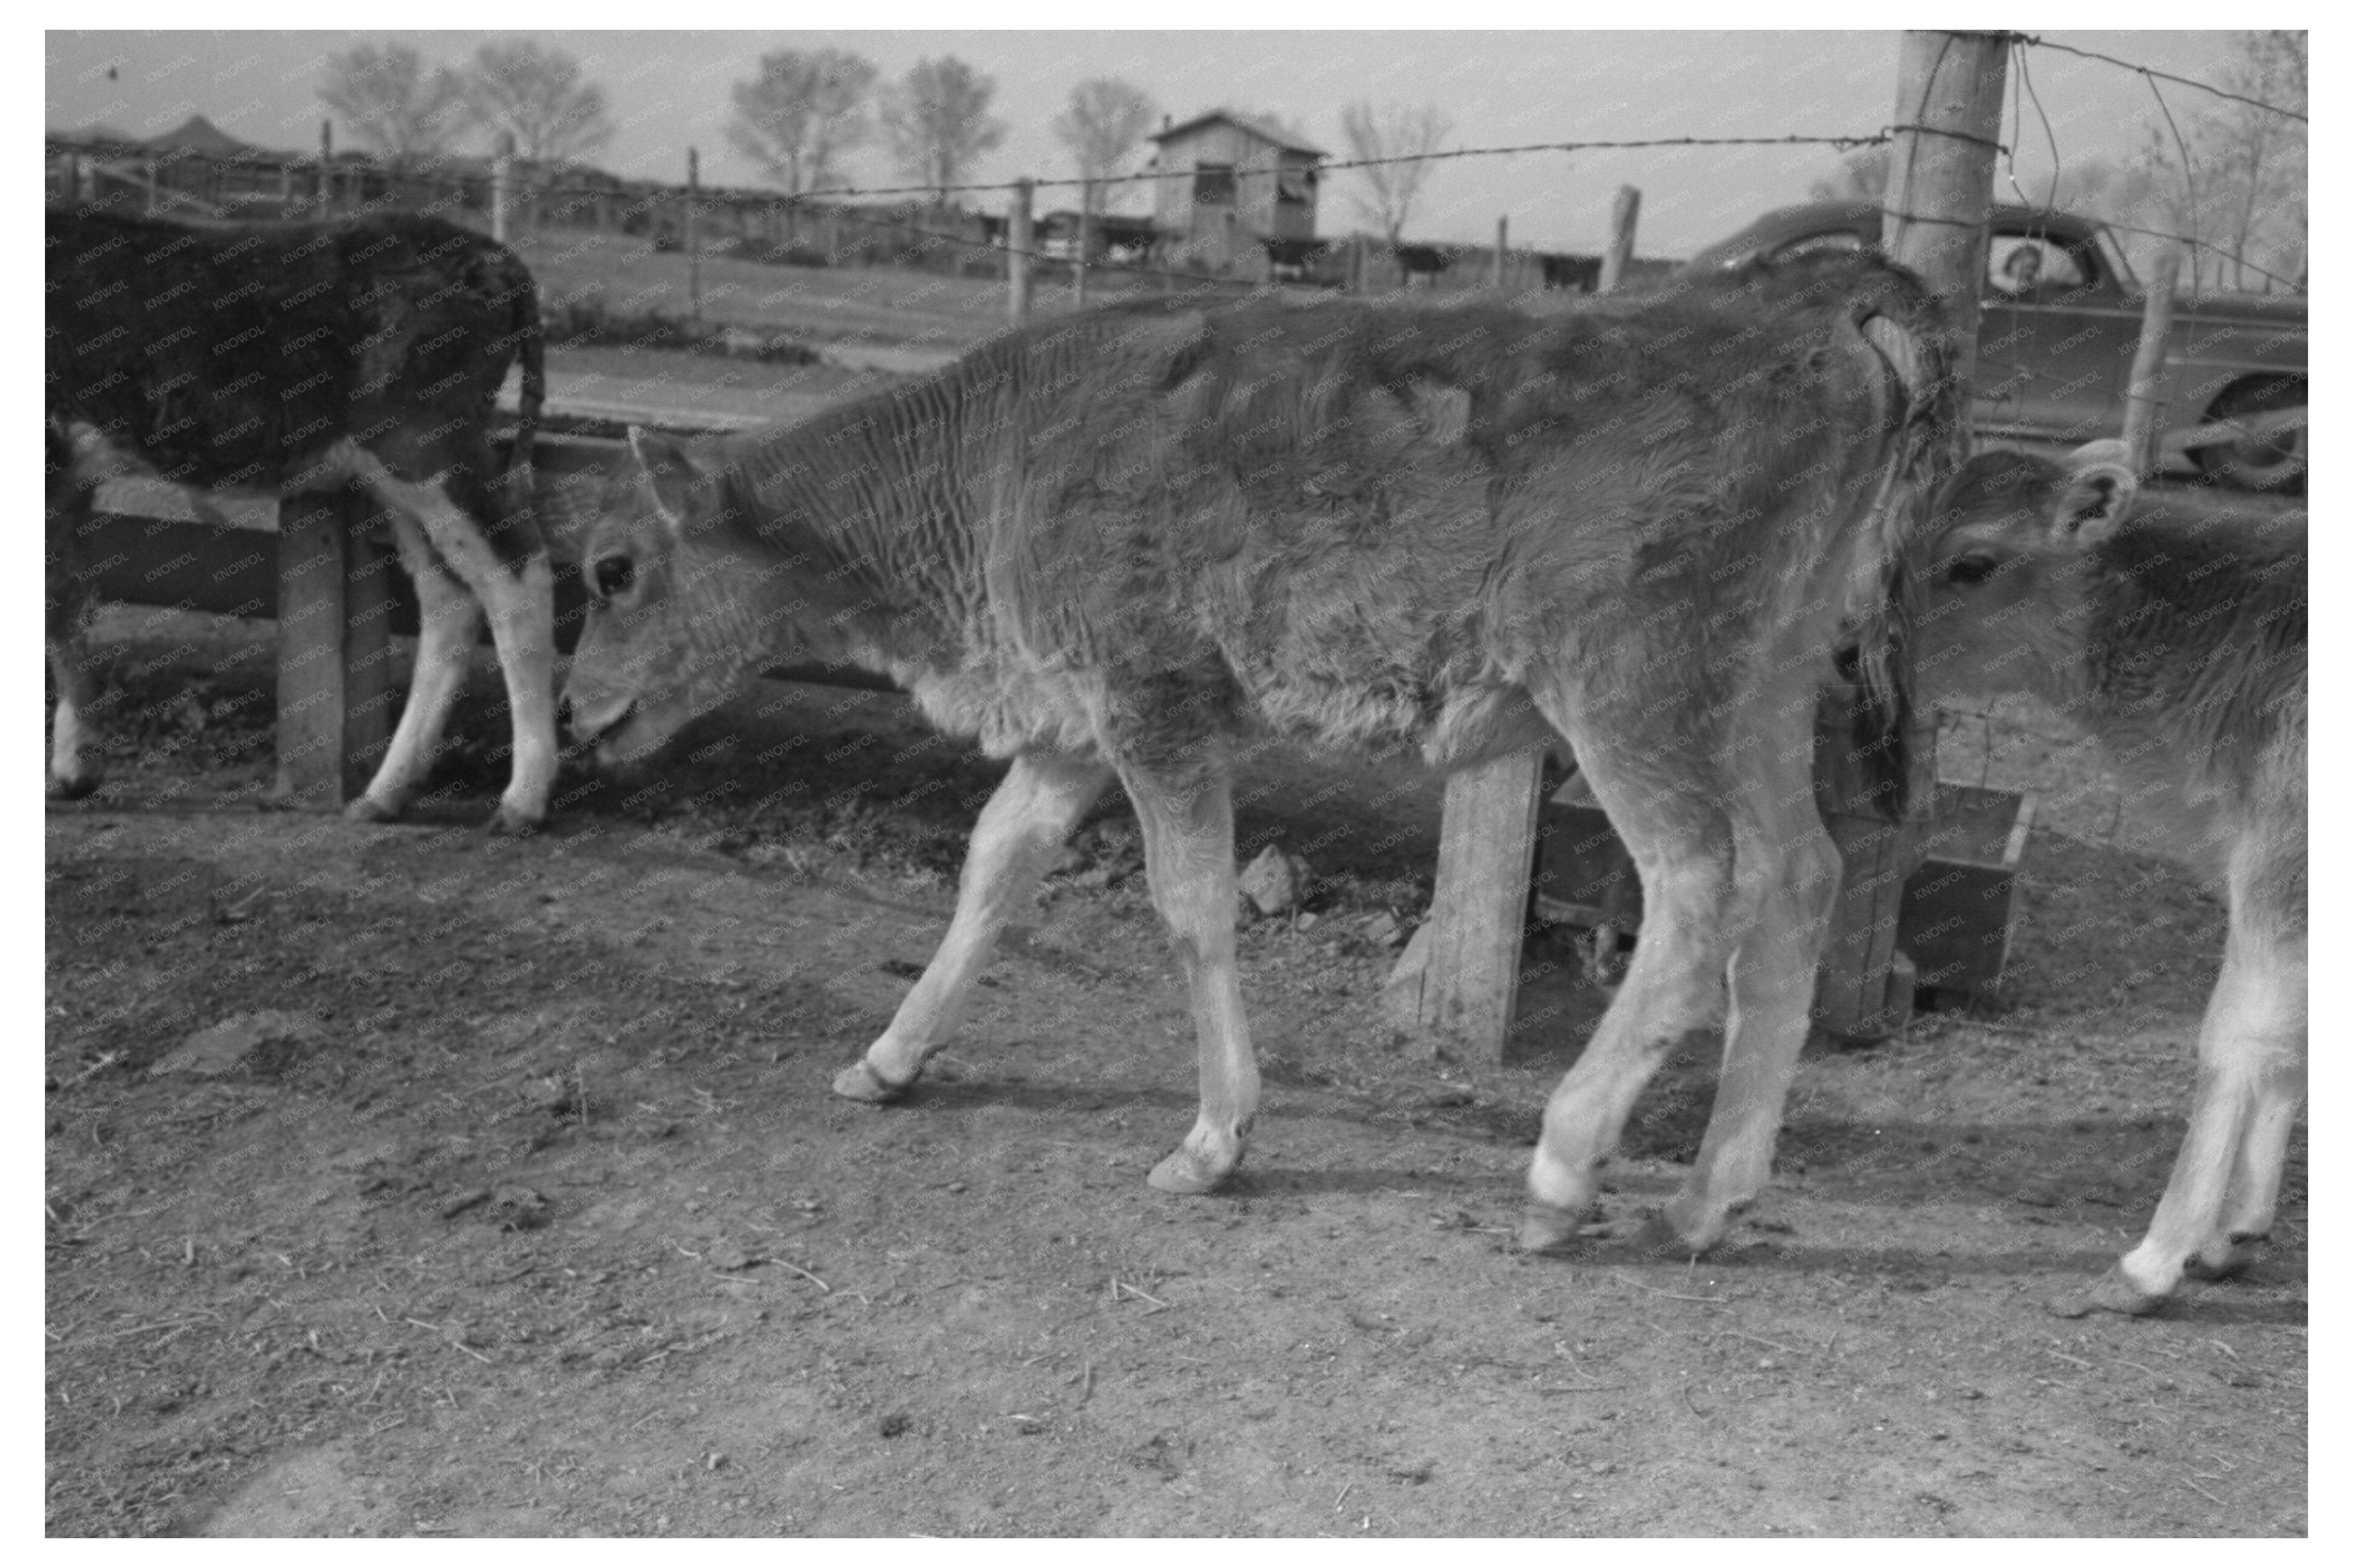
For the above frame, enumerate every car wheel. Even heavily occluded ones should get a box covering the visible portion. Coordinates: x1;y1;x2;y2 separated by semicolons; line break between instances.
2193;377;2307;493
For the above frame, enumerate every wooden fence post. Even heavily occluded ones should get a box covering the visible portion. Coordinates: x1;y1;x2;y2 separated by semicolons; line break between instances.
490;132;515;244
1008;178;1034;326
1598;185;1641;293
2120;251;2183;474
272;490;394;810
316;121;332;220
685;146;702;322
1492;216;1509;290
1883;31;2008;383
1075;190;1091;310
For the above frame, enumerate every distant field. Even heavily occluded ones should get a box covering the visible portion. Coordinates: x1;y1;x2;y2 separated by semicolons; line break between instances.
514;229;1092;352
511;228;1279;352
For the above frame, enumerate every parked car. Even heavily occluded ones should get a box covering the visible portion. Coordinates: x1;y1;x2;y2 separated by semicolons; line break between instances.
1683;202;2307;490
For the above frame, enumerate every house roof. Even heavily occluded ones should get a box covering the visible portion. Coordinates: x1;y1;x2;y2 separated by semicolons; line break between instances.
1149;110;1325;160
143;114;269;159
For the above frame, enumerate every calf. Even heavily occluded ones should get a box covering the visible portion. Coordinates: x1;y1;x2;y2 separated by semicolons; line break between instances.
46;204;555;832
563;255;1960;1250
1915;440;2306;1315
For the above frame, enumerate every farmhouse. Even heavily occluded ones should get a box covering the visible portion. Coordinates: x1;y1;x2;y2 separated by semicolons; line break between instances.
1146;109;1324;274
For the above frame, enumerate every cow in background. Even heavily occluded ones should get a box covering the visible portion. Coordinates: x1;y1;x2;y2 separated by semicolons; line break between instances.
1914;440;2306;1315
46;205;554;832
558;253;1961;1252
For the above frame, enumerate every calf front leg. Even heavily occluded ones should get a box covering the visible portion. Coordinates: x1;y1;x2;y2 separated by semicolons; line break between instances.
1121;758;1258;1195
836;751;1112;1100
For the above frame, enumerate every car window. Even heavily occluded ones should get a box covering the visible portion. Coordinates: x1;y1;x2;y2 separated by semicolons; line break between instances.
1988;236;2086;295
1768;231;1867;264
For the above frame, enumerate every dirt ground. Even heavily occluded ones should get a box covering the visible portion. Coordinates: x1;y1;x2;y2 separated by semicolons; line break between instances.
43;587;2305;1538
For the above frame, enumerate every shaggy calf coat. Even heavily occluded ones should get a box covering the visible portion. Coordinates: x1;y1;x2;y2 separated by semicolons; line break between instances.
566;256;1960;1248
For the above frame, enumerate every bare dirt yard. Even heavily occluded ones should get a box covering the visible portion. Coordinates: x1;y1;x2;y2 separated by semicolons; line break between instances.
44;560;2305;1538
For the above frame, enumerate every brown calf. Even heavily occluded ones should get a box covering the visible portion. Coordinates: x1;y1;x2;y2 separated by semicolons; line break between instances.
1915;440;2306;1315
46;205;555;831
563;258;1961;1251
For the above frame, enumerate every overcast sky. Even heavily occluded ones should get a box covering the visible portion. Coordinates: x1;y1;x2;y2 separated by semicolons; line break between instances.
45;26;2248;256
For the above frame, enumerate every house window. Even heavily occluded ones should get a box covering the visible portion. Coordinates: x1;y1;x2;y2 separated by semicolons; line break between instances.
1276;164;1315;205
1192;163;1235;205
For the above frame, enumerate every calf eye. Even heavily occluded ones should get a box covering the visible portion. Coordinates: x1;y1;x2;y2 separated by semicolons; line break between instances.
593;555;634;599
1943;554;1999;587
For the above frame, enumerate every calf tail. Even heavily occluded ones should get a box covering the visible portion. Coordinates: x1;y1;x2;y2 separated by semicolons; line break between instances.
507;260;544;506
1843;282;1965;824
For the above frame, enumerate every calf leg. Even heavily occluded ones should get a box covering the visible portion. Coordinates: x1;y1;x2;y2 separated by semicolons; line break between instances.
2069;912;2306;1316
835;751;1113;1100
349;513;487;823
1655;726;1843;1251
345;450;558;833
1120;757;1259;1194
1518;711;1738;1249
46;434;107;800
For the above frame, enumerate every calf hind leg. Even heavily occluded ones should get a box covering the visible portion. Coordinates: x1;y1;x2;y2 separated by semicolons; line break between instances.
46;439;107;800
1518;719;1739;1250
1118;758;1259;1194
347;450;557;833
348;515;487;823
834;751;1113;1101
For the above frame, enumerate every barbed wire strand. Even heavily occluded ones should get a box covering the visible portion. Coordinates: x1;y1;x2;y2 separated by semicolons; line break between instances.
2016;33;2306;124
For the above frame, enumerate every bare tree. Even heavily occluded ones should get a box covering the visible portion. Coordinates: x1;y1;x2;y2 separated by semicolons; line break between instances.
2135;30;2306;292
1808;146;1889;204
881;56;1007;206
460;39;614;166
318;43;468;166
1053;77;1158;218
1339;102;1452;245
729;48;876;196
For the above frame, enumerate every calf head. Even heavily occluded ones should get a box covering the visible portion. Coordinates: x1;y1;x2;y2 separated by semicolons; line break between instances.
1911;439;2138;705
565;427;771;766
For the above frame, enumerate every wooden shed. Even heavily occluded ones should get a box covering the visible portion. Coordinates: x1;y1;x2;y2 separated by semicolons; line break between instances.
1146;110;1324;273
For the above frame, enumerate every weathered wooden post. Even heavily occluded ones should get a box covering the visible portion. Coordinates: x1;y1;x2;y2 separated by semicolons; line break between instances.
272;490;394;810
1491;216;1510;290
316;121;333;219
2120;250;2184;475
685;146;702;322
1883;30;2008;383
1008;177;1034;326
1075;192;1091;310
1804;30;2011;1040
1597;185;1641;293
490;132;515;245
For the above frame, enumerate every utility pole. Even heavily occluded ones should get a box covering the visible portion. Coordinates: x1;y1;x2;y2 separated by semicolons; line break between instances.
490;132;515;245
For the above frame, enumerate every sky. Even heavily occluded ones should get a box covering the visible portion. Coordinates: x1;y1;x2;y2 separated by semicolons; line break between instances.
44;22;2253;258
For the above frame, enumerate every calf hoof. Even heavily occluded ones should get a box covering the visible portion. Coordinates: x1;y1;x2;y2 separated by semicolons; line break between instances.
486;803;543;836
345;796;402;824
1515;1200;1585;1254
1147;1142;1238;1195
1630;1210;1710;1260
47;772;102;802
832;1060;913;1104
2183;1238;2262;1282
2049;1265;2167;1319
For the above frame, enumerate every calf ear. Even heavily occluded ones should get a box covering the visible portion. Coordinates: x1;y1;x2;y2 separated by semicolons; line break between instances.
626;425;702;531
2056;439;2137;546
